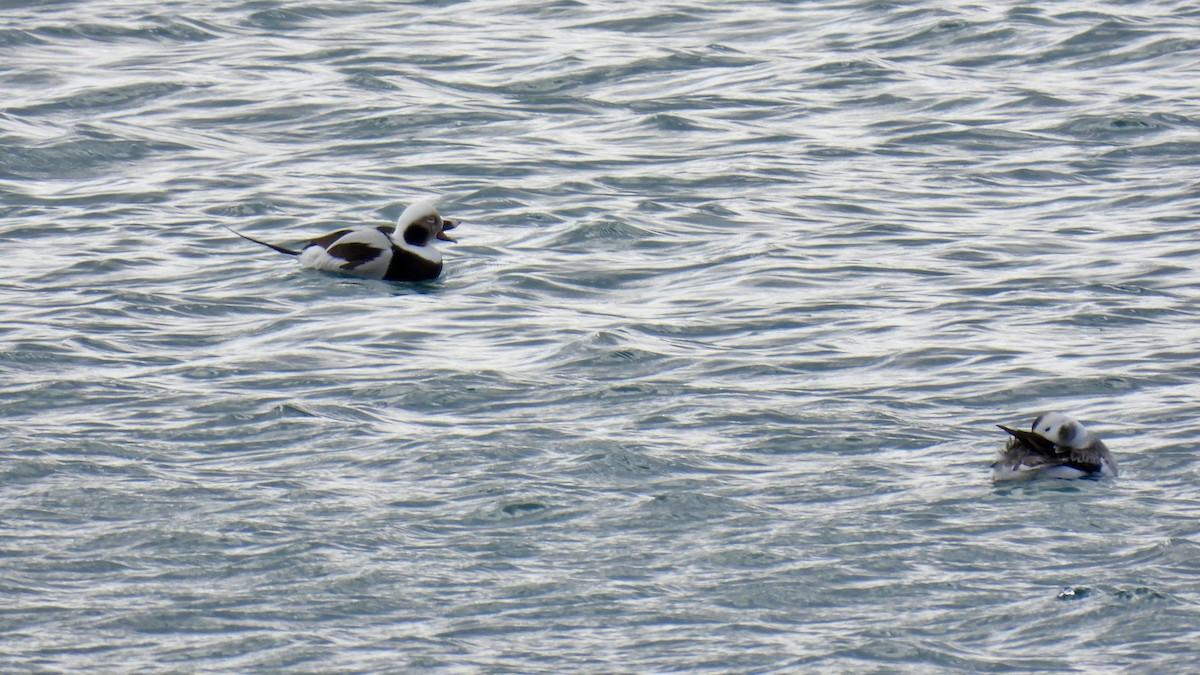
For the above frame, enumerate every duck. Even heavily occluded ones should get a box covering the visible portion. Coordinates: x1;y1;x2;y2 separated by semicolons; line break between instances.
993;412;1118;482
228;199;458;282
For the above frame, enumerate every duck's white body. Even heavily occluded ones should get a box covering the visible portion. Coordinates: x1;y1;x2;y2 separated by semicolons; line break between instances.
297;227;405;279
993;412;1117;482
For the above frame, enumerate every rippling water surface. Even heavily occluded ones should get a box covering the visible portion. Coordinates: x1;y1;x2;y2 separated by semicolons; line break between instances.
4;0;1200;671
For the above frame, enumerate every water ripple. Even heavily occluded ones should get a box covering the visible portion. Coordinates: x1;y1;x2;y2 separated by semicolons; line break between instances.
2;0;1200;671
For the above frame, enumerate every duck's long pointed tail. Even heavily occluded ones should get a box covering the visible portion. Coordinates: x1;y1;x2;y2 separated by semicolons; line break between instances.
225;226;301;256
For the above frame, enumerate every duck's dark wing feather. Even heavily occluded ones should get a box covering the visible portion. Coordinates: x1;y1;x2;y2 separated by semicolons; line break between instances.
1066;443;1107;475
997;425;1058;457
327;241;386;270
307;229;354;249
303;229;386;271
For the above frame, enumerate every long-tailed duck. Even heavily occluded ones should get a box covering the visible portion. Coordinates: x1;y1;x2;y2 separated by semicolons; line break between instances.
229;199;458;282
993;412;1118;482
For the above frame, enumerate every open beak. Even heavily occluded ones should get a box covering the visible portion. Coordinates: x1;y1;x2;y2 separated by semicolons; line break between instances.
437;218;458;242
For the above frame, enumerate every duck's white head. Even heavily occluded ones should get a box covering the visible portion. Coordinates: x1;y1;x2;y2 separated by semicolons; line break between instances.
1030;412;1092;449
395;199;457;247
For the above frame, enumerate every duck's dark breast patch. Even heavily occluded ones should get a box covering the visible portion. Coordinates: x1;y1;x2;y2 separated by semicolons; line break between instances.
328;242;384;270
384;246;442;281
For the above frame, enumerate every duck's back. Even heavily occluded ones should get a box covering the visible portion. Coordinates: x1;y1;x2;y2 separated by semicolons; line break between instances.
299;228;393;279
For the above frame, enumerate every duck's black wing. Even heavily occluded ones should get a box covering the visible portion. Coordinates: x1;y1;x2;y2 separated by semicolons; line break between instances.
307;229;354;250
328;242;388;270
997;425;1059;458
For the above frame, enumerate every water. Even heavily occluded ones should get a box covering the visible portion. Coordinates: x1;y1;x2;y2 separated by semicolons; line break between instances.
3;0;1200;671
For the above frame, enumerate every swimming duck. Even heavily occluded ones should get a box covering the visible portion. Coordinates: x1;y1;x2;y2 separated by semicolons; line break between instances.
229;199;458;282
993;412;1118;481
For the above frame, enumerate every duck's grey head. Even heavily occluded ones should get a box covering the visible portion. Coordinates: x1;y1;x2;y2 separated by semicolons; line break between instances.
395;199;458;246
1031;412;1092;449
